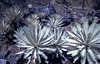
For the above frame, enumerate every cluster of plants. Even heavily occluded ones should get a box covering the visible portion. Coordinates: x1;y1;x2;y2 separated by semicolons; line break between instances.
0;6;100;64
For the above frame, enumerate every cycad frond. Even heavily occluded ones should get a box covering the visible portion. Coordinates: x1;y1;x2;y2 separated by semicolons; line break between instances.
14;23;55;64
66;19;100;64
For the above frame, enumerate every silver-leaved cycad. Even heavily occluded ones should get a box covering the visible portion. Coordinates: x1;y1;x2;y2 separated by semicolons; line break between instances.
66;18;100;64
14;22;55;64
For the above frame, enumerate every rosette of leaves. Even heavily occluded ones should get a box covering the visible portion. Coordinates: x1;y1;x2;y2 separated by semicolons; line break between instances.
3;7;23;30
14;22;55;64
47;14;63;29
4;7;23;22
66;19;100;64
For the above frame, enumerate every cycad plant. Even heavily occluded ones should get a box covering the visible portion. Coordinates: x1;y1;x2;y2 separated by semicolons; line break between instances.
66;18;100;64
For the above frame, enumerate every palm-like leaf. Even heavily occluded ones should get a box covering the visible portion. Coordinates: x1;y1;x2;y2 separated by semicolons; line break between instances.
14;22;55;64
0;20;10;34
66;19;100;64
47;14;63;28
4;7;23;22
